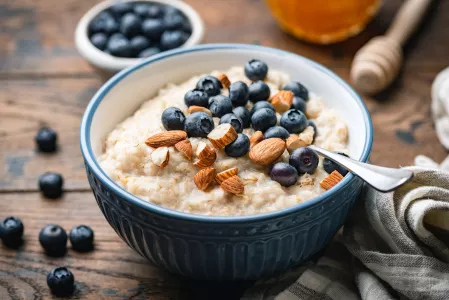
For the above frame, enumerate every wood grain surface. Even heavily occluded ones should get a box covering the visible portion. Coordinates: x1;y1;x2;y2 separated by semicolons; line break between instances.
1;0;448;299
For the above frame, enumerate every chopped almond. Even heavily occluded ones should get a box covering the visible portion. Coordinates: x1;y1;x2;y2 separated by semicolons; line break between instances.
207;123;238;149
151;147;169;168
221;175;244;194
215;167;238;184
249;131;264;148
217;73;231;89
174;140;193;160
188;106;212;116
320;171;344;190
271;90;294;113
194;167;216;191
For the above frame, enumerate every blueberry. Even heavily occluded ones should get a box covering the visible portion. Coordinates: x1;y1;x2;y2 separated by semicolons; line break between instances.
129;35;150;56
147;4;163;18
219;113;243;133
196;76;222;97
248;81;270;102
323;152;349;176
280;109;308;133
245;59;268;81
163;12;185;30
184;112;214;137
39;224;67;255
133;3;150;17
90;33;108;50
182;20;192;33
229;81;249;107
138;47;161;58
291;96;306;113
233;106;251;128
225;134;250;157
270;162;298;187
249;101;274;117
70;225;94;252
283;81;309;101
106;34;132;57
141;18;165;39
110;3;133;17
0;217;24;247
161;107;186;131
160;30;188;49
120;13;141;37
47;267;75;296
208;95;233;118
308;121;317;143
88;12;114;34
35;127;58;152
39;172;64;199
264;126;290;140
184;89;209;107
289;147;319;175
251;108;277;132
103;17;120;34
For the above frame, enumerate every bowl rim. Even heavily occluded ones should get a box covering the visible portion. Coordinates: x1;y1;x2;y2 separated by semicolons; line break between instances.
80;43;373;224
74;0;205;72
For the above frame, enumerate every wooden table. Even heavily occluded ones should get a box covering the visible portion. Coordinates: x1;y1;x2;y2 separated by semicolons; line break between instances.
0;0;448;299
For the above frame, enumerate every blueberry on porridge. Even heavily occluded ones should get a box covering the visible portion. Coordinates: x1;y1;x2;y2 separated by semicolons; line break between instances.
99;59;349;216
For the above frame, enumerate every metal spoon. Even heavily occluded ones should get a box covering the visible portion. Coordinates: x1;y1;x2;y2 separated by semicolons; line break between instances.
308;145;414;192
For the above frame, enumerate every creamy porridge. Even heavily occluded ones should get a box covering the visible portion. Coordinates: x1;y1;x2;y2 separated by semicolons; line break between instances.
99;63;348;216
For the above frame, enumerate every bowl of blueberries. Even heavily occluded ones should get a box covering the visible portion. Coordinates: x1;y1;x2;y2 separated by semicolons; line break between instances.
75;0;204;73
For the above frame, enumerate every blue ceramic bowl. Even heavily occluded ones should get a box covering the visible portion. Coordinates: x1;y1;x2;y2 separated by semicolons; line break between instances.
80;44;373;280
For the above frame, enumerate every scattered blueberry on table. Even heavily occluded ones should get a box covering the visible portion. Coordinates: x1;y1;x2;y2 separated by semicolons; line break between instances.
0;217;24;248
35;127;58;153
47;267;75;296
70;225;95;252
39;224;68;256
39;172;64;199
88;1;192;58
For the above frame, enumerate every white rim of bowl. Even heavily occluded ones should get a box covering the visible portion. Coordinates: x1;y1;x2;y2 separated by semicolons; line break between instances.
74;0;205;72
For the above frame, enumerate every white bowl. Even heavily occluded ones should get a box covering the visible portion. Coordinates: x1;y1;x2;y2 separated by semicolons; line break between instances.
75;0;204;73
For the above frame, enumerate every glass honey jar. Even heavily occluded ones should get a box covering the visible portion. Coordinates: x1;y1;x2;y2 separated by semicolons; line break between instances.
265;0;381;44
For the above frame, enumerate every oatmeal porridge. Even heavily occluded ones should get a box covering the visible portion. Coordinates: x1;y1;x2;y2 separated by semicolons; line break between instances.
99;60;348;216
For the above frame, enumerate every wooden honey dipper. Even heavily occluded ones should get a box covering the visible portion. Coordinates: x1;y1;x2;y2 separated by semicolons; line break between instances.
350;0;433;95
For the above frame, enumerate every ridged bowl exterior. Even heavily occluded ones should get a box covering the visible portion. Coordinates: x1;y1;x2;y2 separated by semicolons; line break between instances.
85;164;362;280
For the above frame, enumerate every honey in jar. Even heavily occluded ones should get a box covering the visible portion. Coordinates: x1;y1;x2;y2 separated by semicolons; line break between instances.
265;0;381;44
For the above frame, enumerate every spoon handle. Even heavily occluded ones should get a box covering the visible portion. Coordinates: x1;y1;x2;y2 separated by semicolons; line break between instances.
308;145;414;193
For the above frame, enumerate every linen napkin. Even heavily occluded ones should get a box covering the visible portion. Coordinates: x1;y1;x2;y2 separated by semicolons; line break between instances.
242;166;449;300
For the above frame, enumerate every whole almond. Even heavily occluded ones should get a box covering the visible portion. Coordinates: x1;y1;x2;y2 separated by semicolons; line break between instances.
151;147;170;168
146;131;187;148
194;167;216;191
250;131;264;148
215;167;239;184
249;138;286;166
217;73;231;89
188;106;212;116
174;140;193;160
320;171;344;190
271;90;294;113
221;175;244;194
207;123;238;149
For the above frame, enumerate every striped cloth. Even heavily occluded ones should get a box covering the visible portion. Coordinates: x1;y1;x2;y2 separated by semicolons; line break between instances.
243;167;449;300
